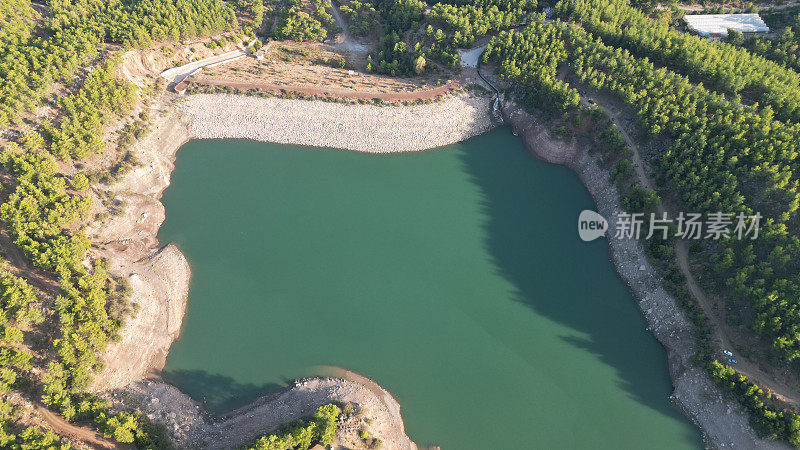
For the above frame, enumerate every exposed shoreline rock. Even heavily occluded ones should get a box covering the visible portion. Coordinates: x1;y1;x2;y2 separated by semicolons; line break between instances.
94;91;495;447
90;100;193;391
502;100;787;449
182;93;496;153
116;374;416;449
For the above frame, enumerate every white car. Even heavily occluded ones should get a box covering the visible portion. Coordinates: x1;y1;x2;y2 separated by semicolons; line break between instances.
723;350;733;357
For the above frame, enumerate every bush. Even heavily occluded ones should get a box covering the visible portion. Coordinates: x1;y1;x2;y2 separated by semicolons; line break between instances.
708;360;800;445
245;403;341;450
72;174;90;191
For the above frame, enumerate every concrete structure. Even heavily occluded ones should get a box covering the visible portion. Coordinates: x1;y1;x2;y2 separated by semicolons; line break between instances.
684;13;769;38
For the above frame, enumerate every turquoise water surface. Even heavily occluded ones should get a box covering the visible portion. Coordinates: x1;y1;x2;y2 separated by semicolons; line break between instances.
159;129;701;448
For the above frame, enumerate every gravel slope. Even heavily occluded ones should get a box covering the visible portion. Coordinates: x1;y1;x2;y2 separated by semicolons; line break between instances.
182;94;495;152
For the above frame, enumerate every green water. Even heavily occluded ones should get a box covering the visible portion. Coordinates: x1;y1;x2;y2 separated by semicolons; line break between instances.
159;129;701;449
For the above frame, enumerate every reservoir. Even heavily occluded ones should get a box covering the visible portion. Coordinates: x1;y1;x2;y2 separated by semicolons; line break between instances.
159;129;701;448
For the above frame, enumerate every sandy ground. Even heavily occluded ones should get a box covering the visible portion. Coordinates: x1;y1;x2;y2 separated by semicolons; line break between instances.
458;44;488;68
503;101;789;449
88;97;193;392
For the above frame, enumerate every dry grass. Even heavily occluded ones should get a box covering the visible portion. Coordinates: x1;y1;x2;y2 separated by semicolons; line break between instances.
196;42;453;95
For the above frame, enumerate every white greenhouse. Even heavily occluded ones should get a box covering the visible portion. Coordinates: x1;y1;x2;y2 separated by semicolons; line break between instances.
684;13;770;38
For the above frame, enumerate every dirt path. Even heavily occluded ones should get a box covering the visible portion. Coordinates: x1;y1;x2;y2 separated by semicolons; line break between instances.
330;4;366;52
0;226;63;298
0;228;29;270
189;77;462;101
579;96;652;192
29;1;51;17
675;240;800;408
37;406;124;449
580;90;800;409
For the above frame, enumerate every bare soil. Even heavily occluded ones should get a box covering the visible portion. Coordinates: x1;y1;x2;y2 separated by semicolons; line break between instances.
192;42;460;101
89;96;193;392
36;406;124;449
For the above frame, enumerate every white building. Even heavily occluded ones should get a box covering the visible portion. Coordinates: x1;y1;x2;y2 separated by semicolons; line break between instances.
684;13;769;38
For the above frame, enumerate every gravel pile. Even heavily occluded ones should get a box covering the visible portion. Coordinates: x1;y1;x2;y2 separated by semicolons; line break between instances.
182;94;496;153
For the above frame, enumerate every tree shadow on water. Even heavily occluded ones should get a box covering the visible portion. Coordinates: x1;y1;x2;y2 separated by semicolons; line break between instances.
457;129;698;439
161;369;287;415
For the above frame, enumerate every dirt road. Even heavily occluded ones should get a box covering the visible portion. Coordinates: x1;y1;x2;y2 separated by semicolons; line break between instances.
188;77;462;101
330;4;366;52
0;226;62;297
37;406;124;449
675;240;800;408
579;96;652;192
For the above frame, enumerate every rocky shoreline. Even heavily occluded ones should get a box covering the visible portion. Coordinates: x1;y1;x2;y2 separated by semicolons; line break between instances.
115;374;416;449
91;91;495;447
182;93;496;153
502;101;786;449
